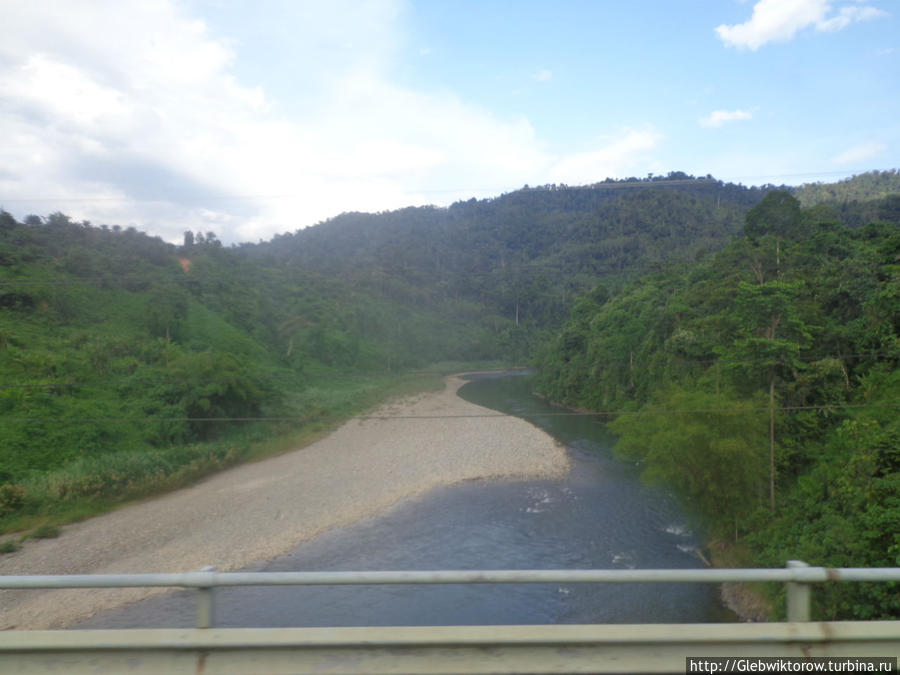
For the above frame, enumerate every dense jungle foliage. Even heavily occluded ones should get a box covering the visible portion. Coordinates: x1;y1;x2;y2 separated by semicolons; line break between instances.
2;169;899;623
794;169;900;228
0;218;504;529
0;173;767;531
535;185;900;620
245;173;775;334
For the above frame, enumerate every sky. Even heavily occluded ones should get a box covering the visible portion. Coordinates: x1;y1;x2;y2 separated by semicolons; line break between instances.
0;0;897;245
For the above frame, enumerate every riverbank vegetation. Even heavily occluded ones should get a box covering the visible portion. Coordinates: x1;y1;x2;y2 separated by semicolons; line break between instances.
1;370;446;537
0;210;465;535
535;184;900;620
2;170;899;623
1;172;768;537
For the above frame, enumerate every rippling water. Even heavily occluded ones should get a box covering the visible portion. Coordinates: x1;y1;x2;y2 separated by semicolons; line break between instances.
77;372;733;628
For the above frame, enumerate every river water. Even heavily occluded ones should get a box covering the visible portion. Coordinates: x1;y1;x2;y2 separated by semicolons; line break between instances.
77;372;733;628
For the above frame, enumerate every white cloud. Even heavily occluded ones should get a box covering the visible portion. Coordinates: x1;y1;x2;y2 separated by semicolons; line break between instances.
716;0;829;50
547;129;663;185
716;0;888;50
533;68;552;82
0;1;661;244
817;4;887;31
830;141;887;165
698;109;754;128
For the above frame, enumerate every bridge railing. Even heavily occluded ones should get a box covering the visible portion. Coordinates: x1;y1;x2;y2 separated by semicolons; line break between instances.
3;561;900;627
3;564;900;673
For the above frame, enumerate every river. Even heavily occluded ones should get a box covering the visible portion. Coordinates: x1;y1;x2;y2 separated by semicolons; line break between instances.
76;371;733;628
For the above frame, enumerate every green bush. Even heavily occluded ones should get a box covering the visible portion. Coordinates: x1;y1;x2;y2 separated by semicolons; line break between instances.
0;485;26;517
32;524;60;539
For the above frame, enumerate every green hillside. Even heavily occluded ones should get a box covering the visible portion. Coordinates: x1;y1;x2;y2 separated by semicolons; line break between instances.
247;173;771;333
3;169;897;586
794;169;900;228
534;189;900;620
0;213;477;533
1;174;769;535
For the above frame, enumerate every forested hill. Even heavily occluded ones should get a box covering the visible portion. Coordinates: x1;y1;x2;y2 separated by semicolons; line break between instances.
242;171;898;335
1;170;895;546
794;169;900;228
2;207;532;535
534;190;900;620
0;172;772;537
795;169;900;205
243;173;775;331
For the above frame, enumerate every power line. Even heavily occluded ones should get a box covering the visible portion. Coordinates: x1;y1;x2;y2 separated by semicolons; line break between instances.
0;376;295;390
0;178;721;203
0;255;890;289
717;170;894;182
2;169;896;204
2;353;898;391
542;352;900;371
4;401;900;424
359;402;900;419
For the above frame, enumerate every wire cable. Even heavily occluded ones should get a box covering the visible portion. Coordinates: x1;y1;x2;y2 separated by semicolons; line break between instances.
0;255;891;289
4;401;900;424
2;169;896;204
2;352;898;391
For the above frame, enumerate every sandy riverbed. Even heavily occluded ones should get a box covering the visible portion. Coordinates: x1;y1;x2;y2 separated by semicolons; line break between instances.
0;375;569;629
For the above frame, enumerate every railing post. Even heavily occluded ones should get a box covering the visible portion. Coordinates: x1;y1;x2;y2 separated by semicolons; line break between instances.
786;560;810;622
196;566;217;629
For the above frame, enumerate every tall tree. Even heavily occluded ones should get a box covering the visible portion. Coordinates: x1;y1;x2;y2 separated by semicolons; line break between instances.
610;388;768;537
719;280;810;511
744;190;804;276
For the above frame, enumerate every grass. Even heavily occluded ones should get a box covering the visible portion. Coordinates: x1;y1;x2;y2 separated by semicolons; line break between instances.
0;540;19;554
0;370;445;536
709;537;775;621
31;524;60;539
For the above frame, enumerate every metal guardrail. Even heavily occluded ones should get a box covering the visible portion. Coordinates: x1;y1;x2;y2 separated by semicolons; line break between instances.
4;561;900;626
2;563;899;673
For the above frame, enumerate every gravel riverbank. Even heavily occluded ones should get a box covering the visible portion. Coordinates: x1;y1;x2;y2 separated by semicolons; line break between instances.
0;375;569;629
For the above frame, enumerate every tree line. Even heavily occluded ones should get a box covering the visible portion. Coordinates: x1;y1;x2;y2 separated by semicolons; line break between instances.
534;189;900;620
2;170;897;609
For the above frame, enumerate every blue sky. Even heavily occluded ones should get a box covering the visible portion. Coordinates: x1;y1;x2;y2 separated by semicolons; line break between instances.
0;0;896;243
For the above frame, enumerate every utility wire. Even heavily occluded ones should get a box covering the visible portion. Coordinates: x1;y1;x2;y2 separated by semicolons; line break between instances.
4;402;900;424
2;169;895;204
540;352;900;371
2;353;898;391
0;256;889;289
0;178;747;203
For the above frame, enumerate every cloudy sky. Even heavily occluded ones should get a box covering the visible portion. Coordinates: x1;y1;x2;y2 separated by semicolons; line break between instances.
0;0;896;244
